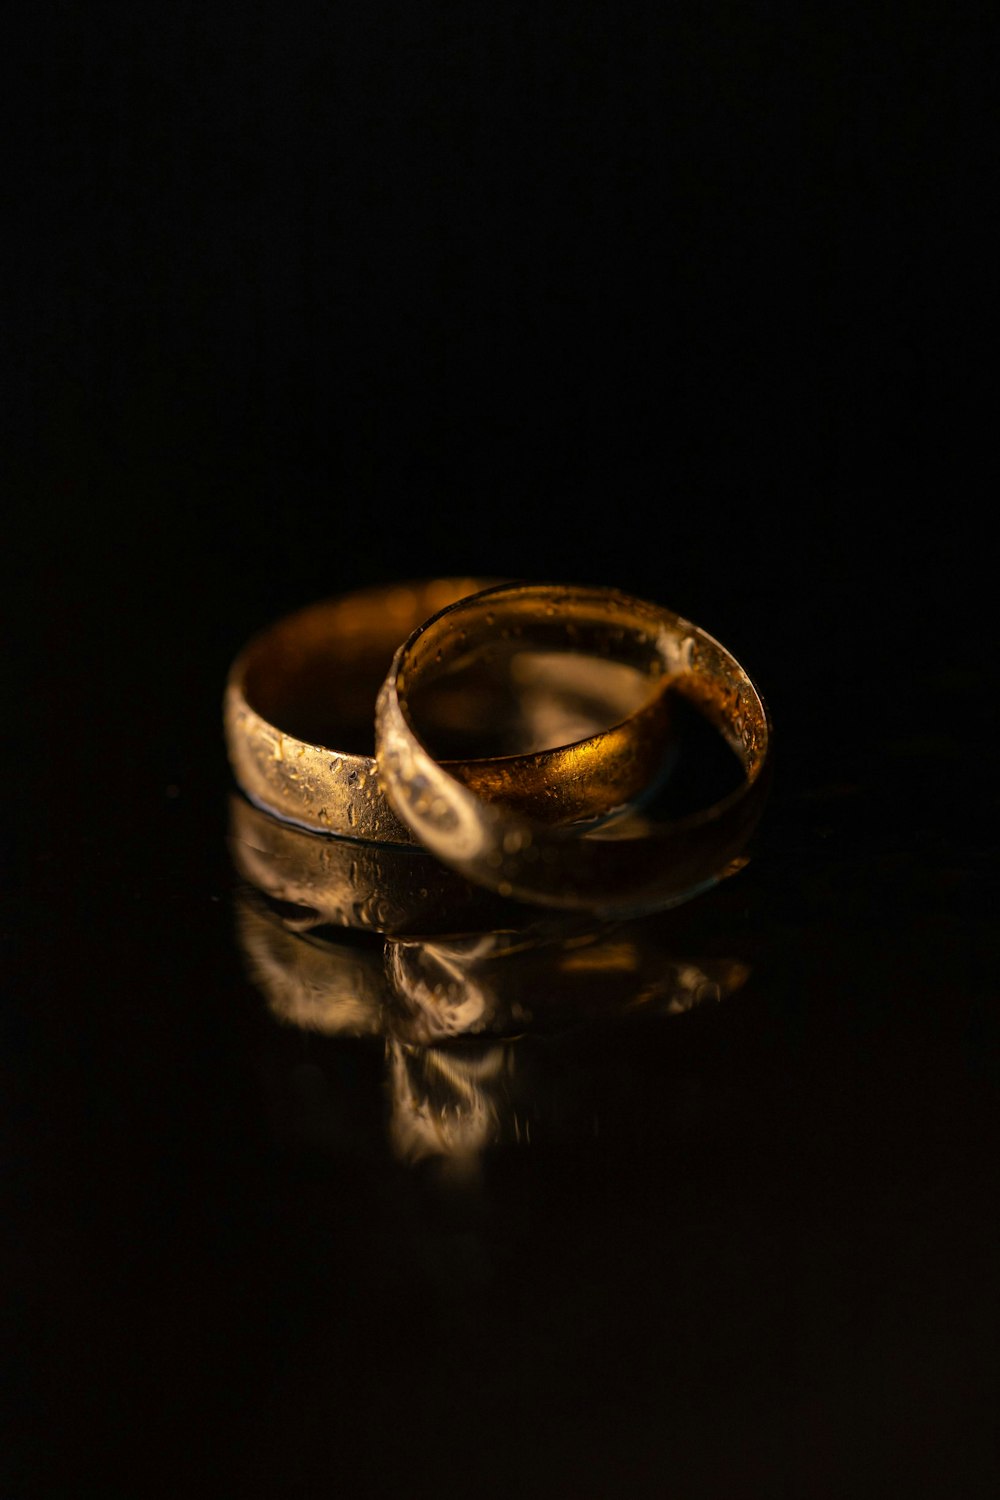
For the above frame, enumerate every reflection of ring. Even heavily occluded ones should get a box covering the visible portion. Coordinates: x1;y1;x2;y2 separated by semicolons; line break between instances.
228;792;557;938
376;582;772;915
224;578;676;845
385;926;751;1045
234;881;749;1045
235;892;385;1036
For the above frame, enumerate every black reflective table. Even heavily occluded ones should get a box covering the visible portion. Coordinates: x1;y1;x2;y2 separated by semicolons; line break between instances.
10;597;996;1497
7;6;994;1492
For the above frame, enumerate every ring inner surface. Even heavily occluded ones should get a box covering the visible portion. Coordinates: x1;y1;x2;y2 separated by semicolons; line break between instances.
240;589;482;756
241;588;666;762
395;585;763;819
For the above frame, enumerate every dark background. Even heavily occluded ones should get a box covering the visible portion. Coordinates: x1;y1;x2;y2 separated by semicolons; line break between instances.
6;4;996;1497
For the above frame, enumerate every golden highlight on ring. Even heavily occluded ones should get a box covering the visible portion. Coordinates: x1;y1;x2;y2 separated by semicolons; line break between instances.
225;578;771;919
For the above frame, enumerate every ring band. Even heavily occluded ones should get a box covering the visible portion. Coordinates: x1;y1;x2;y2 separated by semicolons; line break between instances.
375;582;772;915
224;578;677;846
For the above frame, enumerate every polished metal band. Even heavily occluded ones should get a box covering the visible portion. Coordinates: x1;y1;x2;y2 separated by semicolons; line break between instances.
375;582;772;915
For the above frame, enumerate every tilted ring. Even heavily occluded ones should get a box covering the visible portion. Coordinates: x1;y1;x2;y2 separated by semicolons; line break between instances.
375;582;772;915
224;578;676;846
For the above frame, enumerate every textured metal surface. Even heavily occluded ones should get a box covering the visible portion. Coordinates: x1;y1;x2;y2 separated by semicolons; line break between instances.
377;582;772;914
225;578;676;844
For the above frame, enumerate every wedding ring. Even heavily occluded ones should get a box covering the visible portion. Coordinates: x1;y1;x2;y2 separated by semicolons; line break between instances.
375;583;772;915
224;579;676;845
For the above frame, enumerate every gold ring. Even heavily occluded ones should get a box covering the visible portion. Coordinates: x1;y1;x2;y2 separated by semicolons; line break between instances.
224;578;677;846
375;582;772;915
